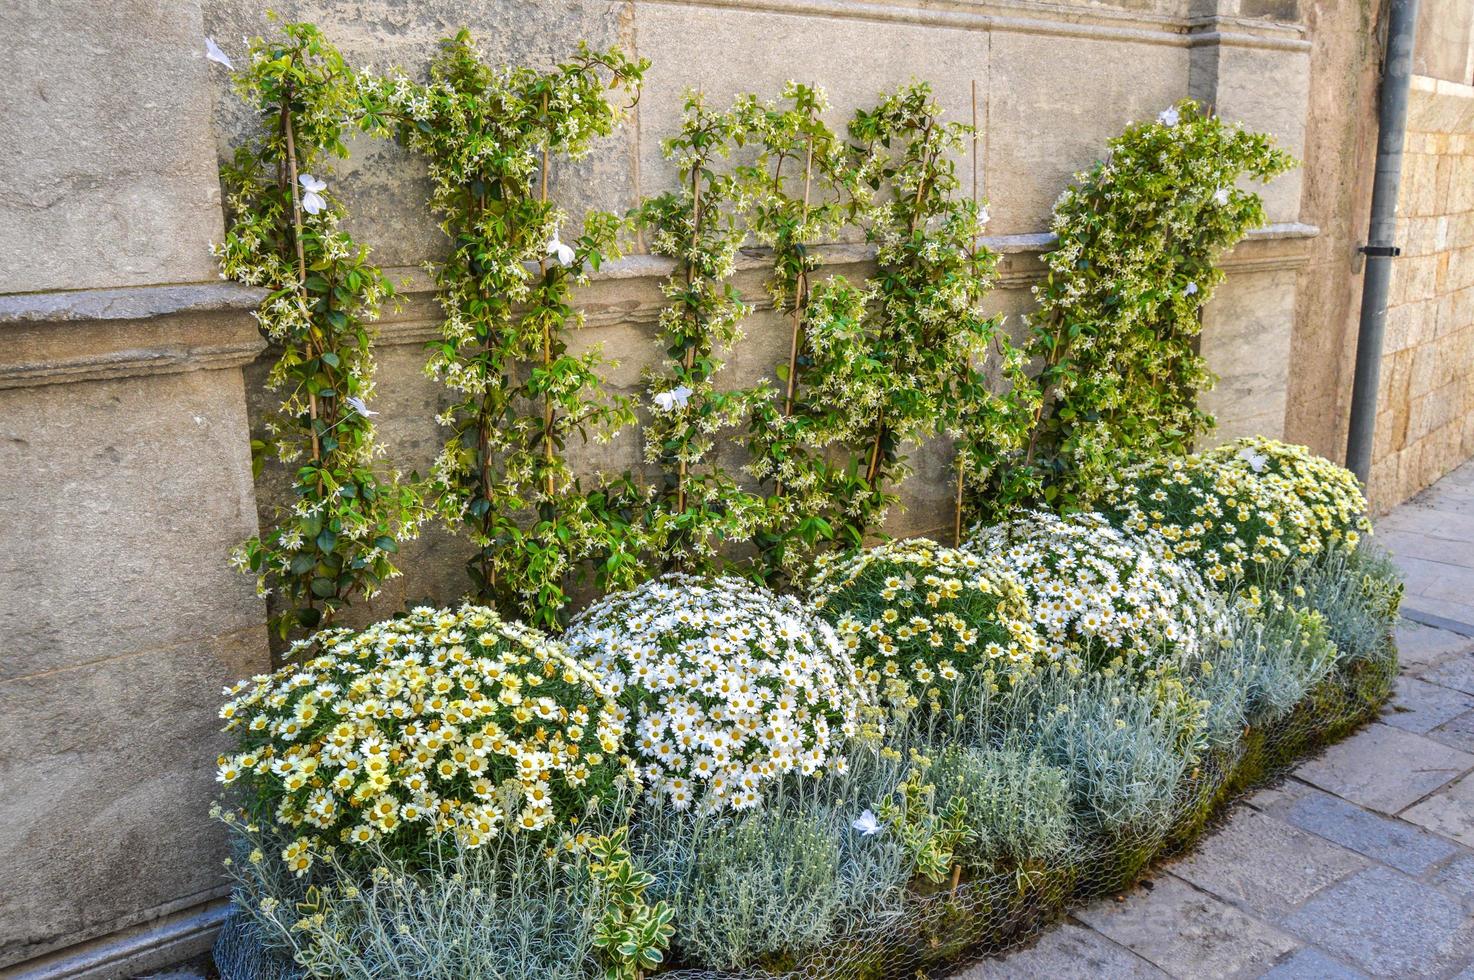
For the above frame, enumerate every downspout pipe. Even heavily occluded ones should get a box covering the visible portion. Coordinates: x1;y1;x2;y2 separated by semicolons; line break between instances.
1346;0;1420;485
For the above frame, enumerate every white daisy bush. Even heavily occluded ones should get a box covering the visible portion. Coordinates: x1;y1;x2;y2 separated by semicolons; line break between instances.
564;575;873;813
1098;436;1372;591
965;511;1220;670
809;538;1043;714
216;605;631;871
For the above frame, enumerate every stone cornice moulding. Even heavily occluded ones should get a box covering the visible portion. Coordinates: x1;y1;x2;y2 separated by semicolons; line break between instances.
0;281;267;390
367;222;1318;347
635;0;1310;53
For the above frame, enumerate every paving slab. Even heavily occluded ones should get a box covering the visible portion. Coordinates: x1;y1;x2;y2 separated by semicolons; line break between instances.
1429;709;1474;754
1378;529;1474;570
1275;787;1458;875
1255;946;1367;979
957;921;1167;979
1075;875;1297;979
1281;865;1474;977
1424;653;1474;695
1394;620;1474;671
1402;773;1474;848
1383;675;1474;733
1294;723;1474;814
1430;854;1474;910
1168;808;1366;914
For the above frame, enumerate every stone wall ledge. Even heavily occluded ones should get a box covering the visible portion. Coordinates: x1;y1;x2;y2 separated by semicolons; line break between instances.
0;282;268;390
6;899;228;980
0;282;266;324
365;222;1319;345
638;0;1309;52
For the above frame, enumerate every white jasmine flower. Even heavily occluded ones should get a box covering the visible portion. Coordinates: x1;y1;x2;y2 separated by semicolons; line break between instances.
652;385;693;412
299;174;327;216
1239;447;1269;473
1213;187;1230;206
1157;106;1180;127
346;396;378;418
852;808;882;837
546;233;575;267
1183;282;1199;297
205;37;234;70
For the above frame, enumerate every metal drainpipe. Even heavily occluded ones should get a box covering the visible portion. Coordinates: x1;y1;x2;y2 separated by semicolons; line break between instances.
1346;0;1421;485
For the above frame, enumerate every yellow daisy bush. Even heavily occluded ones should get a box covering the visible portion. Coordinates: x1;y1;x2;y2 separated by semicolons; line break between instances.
809;537;1042;715
216;605;632;872
1099;436;1371;590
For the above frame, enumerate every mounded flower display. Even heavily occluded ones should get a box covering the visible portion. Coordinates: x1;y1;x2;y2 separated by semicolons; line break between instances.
964;511;1220;668
563;574;871;813
216;605;630;867
809;537;1042;714
1099;436;1372;590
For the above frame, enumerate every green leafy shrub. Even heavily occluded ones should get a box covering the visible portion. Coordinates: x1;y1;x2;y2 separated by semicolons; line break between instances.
1099;437;1372;593
564;575;874;814
964;511;1221;670
931;745;1073;868
217;20;423;640
635;94;770;573
809;537;1041;716
982;100;1295;515
366;34;647;627
216;605;631;866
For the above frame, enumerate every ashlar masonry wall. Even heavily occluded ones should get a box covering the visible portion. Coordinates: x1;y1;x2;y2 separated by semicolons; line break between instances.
1371;73;1474;511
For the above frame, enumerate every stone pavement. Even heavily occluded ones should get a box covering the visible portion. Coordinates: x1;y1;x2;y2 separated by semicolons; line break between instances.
959;462;1474;980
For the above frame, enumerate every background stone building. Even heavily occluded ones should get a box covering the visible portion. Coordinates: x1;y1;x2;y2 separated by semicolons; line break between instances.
0;0;1465;975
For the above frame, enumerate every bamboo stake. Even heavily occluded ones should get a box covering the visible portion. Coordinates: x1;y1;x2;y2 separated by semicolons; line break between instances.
775;127;815;501
953;79;979;547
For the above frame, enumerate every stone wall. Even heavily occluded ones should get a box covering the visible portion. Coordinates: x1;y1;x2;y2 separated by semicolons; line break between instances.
0;0;1416;974
0;1;272;976
1370;73;1474;511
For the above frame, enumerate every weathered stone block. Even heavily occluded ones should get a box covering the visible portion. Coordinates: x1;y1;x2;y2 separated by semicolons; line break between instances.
0;369;267;681
0;628;266;966
1168;808;1366;913
1277;786;1459;874
957;921;1166;979
1282;866;1474;977
1384;674;1474;733
1294;723;1474;814
1075;874;1297;977
0;1;225;293
1403;773;1474;847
